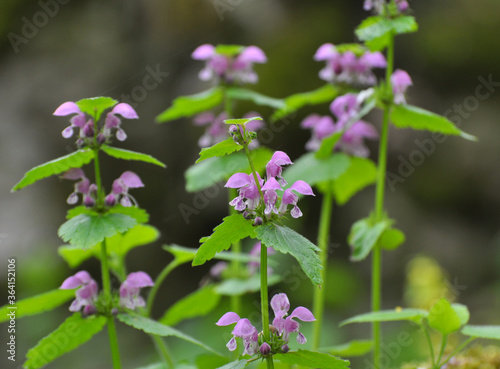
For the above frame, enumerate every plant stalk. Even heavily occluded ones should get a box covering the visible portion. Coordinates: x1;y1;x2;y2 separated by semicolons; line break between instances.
261;243;274;369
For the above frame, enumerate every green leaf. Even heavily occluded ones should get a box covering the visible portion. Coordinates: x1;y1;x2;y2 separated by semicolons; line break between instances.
216;360;249;369
116;314;220;355
427;298;462;335
378;227;405;251
323;340;373;357
315;132;344;159
196;138;244;163
451;303;470;327
461;325;500;340
274;349;350;368
214;44;244;56
196;354;230;369
11;149;95;192
331;157;377;205
134;363;167;369
390;104;477;141
284;152;350;188
0;289;75;323
340;308;428;326
185;147;272;193
76;96;118;122
348;217;392;262
58;212;137;249
215;274;281;296
163;244;197;264
272;84;340;121
24;313;106;369
193;214;256;266
156;87;224;122
223;116;263;126
226;87;285;109
58;244;95;268
159;286;221;326
101;145;166;167
356;16;418;50
255;224;322;285
109;205;150;224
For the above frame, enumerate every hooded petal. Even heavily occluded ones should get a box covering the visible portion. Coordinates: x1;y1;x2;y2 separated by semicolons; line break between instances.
239;46;267;63
314;43;337;61
216;312;241;326
360;51;387;68
193;111;215;126
289;180;315;196
119;171;144;188
192;44;215;60
225;173;252;188
60;270;91;289
233;318;256;337
314;116;336;139
289;306;316;322
300;114;321;129
269;151;293;166
262;177;282;191
53;102;82;116
110;103;139;119
271;293;290;319
124;271;154;288
330;93;358;119
62;168;86;181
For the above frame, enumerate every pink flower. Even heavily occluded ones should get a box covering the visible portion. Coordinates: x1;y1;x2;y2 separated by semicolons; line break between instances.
193;111;228;148
62;168;97;207
391;69;412;105
60;271;98;316
216;312;259;356
103;103;138;142
53;102;88;139
119;271;154;310
105;171;144;207
271;293;315;344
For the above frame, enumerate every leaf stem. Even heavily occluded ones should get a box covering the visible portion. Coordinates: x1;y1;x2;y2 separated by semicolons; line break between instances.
151;334;175;368
312;187;333;349
435;334;448;368
261;243;274;369
440;337;475;367
422;322;436;366
146;260;180;316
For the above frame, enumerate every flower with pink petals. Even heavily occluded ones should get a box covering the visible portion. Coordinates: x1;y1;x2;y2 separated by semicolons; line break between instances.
193;111;229;148
279;180;315;218
62;168;97;207
53;102;88;140
119;271;154;310
60;270;98;316
391;69;412;105
105;171;144;207
216;312;259;356
225;172;263;213
266;151;293;186
271;293;315;344
103;103;138;142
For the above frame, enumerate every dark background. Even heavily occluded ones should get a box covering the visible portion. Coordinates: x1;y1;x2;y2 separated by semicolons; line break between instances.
1;0;500;368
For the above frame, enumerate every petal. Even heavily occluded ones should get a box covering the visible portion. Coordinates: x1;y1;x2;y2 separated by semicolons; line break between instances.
119;171;144;188
193;111;215;126
262;177;282;191
192;44;215;60
116;128;127;141
281;189;298;206
239;46;267;63
233;318;256;337
391;69;412;89
66;192;79;205
62;126;74;138
269;151;293;166
290;205;303;218
216;312;241;326
225;173;251;188
270;293;290;319
300;114;321;129
53;101;81;116
290;306;316;322
111;103;139;119
120;196;133;207
330;93;358;119
360;51;387;68
347;121;378;139
60;270;91;289
314;116;336;139
226;337;237;351
297;332;307;344
125;271;154;288
314;43;337;61
289;180;315;196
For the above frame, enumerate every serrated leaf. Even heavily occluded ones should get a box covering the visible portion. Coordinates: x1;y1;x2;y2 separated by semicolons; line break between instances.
274;349;350;368
196;138;244;163
427;298;461;335
215;274;281;296
116;314;220;355
224;116;263;126
76;96;118;122
193;214;256;266
101;145;166;167
156;87;224;122
283;152;350;189
323;340;373;357
340;308;428;326
159;286;221;326
348;217;392;262
185;147;272;193
24;313;106;369
378;227;405;251
0;289;75;323
451;303;470;327
255;224;322;285
225;88;285;109
390;104;477;141
461;325;500;340
11;149;95;192
58;212;137;249
331;156;377;205
356;15;418;42
272;84;340;121
216;360;249;369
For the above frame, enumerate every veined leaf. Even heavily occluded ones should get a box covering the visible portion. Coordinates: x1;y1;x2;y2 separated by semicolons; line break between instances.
216;360;249;369
58;212;137;249
108;205;150;224
159;286;221;326
196;138;244;163
163;245;261;266
255;224;322;285
340;308;428;326
76;96;118;122
348;217;392;261
390;104;477;141
274;349;350;368
156;87;224;122
193;214;256;266
223;116;263;126
0;289;75;323
215;274;281;296
322;340;373;357
226;87;285;109
378;227;405;251
356;16;418;50
427;298;461;335
271;84;340;121
117;314;220;355
101;145;166;167
461;325;500;340
11;149;94;192
331;156;377;205
24;313;106;369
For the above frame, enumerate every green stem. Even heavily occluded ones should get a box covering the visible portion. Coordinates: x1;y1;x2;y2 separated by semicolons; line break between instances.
151;335;175;368
371;31;395;369
435;335;448;368
422;323;436;366
312;187;333;350
440;337;475;367
261;243;274;369
229;188;242;315
146;261;179;317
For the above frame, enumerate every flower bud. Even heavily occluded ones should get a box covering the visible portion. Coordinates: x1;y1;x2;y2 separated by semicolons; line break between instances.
83;195;95;207
97;133;107;145
253;217;263;226
83;122;95;138
76;138;85;148
105;194;116;207
281;344;289;353
111;308;119;316
82;304;97;317
259;342;271;356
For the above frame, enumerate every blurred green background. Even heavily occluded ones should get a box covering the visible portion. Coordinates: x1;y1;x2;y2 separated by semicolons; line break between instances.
1;0;500;368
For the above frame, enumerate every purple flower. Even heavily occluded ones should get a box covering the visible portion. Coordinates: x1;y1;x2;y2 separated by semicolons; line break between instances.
216;312;259;356
193;111;229;148
395;0;409;12
119;271;154;310
363;0;385;13
391;69;412;105
53;102;88;139
62;168;97;207
105;171;144;207
300;114;336;151
266;151;293;186
103;103;138;142
270;293;315;344
60;271;98;315
192;44;267;84
278;180;315;218
225;172;263;212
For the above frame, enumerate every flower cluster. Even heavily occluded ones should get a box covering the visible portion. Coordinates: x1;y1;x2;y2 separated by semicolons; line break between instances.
216;293;315;357
54;101;138;147
391;69;413;105
302;91;379;157
364;0;409;14
192;44;267;85
314;43;386;86
225;151;314;222
60;270;153;315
